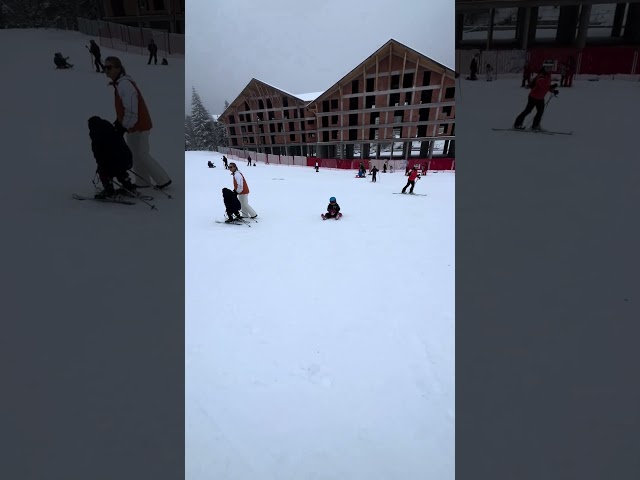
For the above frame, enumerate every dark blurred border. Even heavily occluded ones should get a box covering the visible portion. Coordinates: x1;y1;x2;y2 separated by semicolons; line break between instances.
1;7;184;479
456;2;640;479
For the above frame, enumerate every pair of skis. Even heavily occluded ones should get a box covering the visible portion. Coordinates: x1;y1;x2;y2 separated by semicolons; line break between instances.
393;192;427;197
492;127;573;136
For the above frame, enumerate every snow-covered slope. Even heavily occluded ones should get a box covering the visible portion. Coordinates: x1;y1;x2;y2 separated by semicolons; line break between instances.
185;153;455;479
3;28;185;478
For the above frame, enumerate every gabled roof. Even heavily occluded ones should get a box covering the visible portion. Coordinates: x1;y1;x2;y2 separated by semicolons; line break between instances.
220;78;320;119
308;38;455;106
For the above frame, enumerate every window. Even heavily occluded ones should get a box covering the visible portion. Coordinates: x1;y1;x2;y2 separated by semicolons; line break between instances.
258;99;265;109
332;130;338;140
405;92;412;105
240;126;246;134
352;79;359;94
239;114;244;122
322;116;329;128
331;115;338;125
322;100;330;112
349;129;357;141
229;115;235;124
247;125;253;133
307;119;314;125
349;97;359;110
289;121;295;131
365;96;375;109
366;77;375;92
349;113;358;126
153;0;164;11
323;131;329;142
444;87;455;99
370;112;379;125
244;101;250;111
229;127;236;135
442;106;452;116
422;71;431;86
331;99;339;110
389;93;400;107
390;74;400;90
283;97;289;107
439;124;448;135
290;134;296;141
402;72;414;88
420;90;432;104
267;99;273;109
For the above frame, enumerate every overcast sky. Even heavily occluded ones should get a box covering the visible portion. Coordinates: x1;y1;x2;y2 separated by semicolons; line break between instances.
186;0;454;115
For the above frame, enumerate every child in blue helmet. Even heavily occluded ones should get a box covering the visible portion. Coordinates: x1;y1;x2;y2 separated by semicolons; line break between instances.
321;196;342;220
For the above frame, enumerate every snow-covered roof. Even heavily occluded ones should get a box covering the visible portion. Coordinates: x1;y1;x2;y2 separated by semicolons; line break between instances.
293;91;324;102
212;114;220;121
258;79;324;103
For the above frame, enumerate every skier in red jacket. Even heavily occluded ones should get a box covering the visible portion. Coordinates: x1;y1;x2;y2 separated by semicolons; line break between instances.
513;67;559;131
401;168;421;194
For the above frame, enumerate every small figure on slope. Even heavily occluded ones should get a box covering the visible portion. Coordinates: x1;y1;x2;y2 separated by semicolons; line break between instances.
321;197;342;220
222;155;228;169
370;165;379;182
88;116;135;199
401;167;421;194
513;66;558;131
54;52;73;69
222;187;242;223
485;63;494;82
207;160;215;168
315;161;319;172
87;40;104;73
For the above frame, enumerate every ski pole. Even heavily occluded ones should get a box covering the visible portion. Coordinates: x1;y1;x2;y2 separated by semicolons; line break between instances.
113;179;158;210
128;169;174;199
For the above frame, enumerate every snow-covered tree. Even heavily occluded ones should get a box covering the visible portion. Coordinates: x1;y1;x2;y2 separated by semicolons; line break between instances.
185;115;196;151
190;87;216;151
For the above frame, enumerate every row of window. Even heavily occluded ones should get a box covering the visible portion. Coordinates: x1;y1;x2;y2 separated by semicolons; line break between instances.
231;123;452;146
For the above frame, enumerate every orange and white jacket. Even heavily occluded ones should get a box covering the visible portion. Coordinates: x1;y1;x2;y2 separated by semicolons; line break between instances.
233;171;250;194
111;75;153;132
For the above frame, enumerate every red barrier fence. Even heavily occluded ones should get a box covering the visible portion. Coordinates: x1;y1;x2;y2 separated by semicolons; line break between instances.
457;46;640;76
219;148;455;172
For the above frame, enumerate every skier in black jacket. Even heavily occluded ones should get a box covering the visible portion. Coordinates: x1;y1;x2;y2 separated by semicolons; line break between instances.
88;116;135;198
222;188;242;223
88;40;104;72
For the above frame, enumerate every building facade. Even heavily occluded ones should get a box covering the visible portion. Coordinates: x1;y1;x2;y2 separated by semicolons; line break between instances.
103;0;184;33
220;39;456;161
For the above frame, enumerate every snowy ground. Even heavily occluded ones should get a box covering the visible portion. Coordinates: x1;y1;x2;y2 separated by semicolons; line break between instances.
185;153;455;479
3;28;185;476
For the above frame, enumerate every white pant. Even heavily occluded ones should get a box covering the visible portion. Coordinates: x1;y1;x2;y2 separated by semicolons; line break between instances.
126;130;171;186
238;194;257;217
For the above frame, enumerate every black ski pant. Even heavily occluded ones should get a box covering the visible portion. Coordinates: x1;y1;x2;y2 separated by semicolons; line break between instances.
93;55;104;72
402;180;416;193
514;96;545;128
371;173;377;182
521;75;530;88
148;52;157;64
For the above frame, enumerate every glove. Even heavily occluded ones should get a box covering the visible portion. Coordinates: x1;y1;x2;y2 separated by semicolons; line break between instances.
113;120;128;135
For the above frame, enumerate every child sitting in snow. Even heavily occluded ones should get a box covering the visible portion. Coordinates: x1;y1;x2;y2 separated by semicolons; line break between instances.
321;197;342;220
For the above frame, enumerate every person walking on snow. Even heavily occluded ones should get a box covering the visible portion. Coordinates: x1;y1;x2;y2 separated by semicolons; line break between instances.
247;155;252;167
513;66;559;131
228;162;258;218
370;165;379;182
401;167;421;194
321;197;342;220
104;56;172;189
315;161;319;172
147;40;158;65
222;155;228;169
88;40;104;73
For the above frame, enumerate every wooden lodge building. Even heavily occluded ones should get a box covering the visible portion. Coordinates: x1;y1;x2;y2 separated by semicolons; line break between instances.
220;39;456;161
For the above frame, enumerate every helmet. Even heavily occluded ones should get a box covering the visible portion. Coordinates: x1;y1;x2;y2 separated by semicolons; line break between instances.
329;197;336;202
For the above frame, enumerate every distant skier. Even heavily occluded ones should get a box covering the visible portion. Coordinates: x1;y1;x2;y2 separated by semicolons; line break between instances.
370;165;379;182
222;155;228;169
467;54;478;81
229;162;258;218
315;161;319;172
207;160;215;168
222;187;242;223
87;40;104;73
54;52;73;69
147;40;158;65
87;116;135;199
560;62;568;87
321;197;342;220
247;155;252;166
401;168;421;194
485;63;494;82
513;67;559;131
564;57;575;87
383;162;387;173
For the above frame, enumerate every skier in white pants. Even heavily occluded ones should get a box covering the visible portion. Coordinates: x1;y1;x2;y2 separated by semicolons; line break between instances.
104;56;172;189
229;162;257;219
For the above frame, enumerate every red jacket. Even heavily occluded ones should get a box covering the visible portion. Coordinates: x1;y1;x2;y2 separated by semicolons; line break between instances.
529;74;553;100
408;170;420;181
